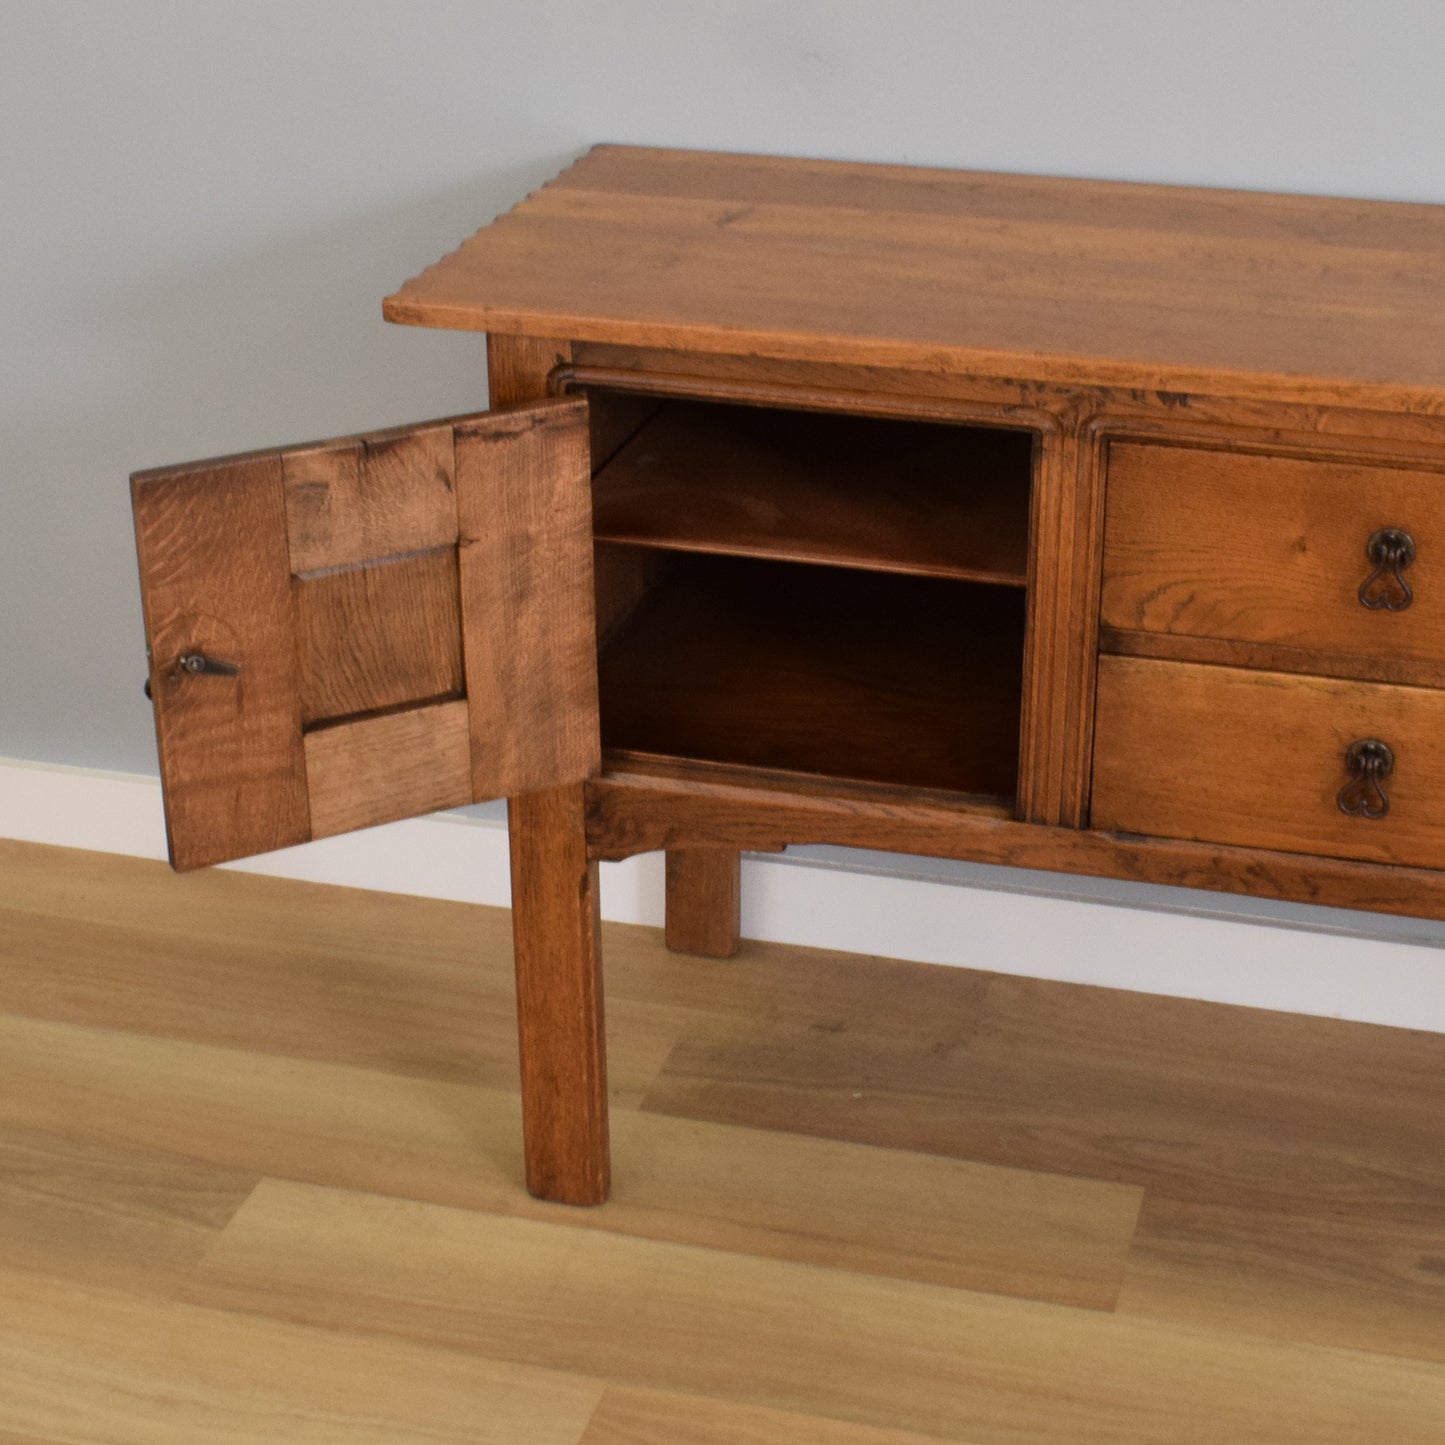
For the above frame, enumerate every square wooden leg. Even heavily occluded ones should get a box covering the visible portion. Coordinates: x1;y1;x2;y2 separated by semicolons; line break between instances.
508;783;610;1204
664;848;742;958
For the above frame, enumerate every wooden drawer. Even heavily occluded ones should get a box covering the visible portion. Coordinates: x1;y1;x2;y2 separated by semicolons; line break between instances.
1092;655;1445;870
1101;443;1445;668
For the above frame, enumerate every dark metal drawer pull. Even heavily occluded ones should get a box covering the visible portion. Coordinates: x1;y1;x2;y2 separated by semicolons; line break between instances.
1358;528;1415;611
1337;738;1394;819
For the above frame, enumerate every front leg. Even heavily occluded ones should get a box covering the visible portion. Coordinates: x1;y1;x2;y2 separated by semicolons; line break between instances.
508;782;609;1204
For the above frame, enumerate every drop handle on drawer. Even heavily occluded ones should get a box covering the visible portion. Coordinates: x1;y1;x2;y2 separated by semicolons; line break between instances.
1358;528;1415;610
1337;738;1394;819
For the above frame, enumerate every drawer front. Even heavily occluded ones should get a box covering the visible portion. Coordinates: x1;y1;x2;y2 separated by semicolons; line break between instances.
1092;655;1445;870
1101;443;1445;664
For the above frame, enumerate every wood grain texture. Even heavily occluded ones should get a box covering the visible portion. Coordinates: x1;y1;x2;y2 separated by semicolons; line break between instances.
645;966;1445;1282
1102;441;1445;665
0;1124;255;1295
602;1113;1143;1313
508;784;609;1204
587;758;1445;922
569;341;1445;451
193;1178;1445;1444
567;356;1086;826
135;396;599;872
6;841;1445;1437
282;422;458;574
486;333;572;407
979;977;1445;1366
954;972;1445;1214
1017;413;1098;826
603;1111;1142;1312
593;541;674;650
566;330;1445;850
1093;655;1445;868
0;841;678;1102
566;354;1076;430
598;559;1023;799
132;453;309;870
0;1010;1141;1313
566;357;1090;826
0;1267;602;1444
579;1388;963;1445
292;547;463;725
591;399;1032;584
386;145;1445;413
303;699;472;838
664;849;741;958
1099;624;1445;691
457;399;600;798
1118;1194;1445;1366
587;389;664;470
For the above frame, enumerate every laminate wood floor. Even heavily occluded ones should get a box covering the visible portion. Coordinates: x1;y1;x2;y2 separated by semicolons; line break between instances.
0;838;1442;1442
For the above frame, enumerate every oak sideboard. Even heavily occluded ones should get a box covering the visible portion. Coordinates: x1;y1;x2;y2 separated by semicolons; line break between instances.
132;146;1445;1203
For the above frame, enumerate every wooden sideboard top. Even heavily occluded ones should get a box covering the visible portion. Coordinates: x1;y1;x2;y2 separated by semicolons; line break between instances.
384;145;1445;414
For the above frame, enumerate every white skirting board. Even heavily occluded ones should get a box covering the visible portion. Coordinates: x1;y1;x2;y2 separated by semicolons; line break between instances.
3;755;1442;1035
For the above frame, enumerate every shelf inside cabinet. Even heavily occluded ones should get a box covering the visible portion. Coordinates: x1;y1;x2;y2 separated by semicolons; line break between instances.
589;398;1033;584
598;552;1024;801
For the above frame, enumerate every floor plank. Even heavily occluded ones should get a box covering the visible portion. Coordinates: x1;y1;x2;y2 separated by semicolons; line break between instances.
579;1385;964;1444
643;958;1445;1370
608;1107;1140;1309
0;1012;1138;1307
5;839;1445;1436
0;1123;256;1295
0;841;993;1033
0;901;682;1111
644;972;1445;1214
0;1266;602;1444
1117;1192;1445;1365
190;1178;1445;1445
608;923;995;1046
0;838;992;1099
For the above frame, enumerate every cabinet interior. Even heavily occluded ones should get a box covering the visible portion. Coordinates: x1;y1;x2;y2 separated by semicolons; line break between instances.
586;389;1035;808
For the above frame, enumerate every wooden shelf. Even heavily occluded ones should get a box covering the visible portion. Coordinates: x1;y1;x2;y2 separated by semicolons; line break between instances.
590;399;1033;584
598;554;1023;799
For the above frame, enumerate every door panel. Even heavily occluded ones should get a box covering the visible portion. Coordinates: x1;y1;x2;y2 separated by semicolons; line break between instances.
292;548;464;726
282;421;460;574
132;398;596;871
133;451;309;870
455;405;599;799
304;699;474;839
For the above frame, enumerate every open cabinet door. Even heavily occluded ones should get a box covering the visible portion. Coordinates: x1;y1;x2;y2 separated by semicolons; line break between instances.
132;398;597;871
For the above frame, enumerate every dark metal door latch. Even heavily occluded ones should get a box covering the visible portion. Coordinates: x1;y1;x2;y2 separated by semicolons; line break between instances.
144;652;241;700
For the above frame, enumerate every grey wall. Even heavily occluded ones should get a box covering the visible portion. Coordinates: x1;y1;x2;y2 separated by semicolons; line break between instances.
5;1;1444;774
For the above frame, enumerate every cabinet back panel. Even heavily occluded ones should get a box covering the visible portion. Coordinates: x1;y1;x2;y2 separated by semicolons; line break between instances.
590;397;1032;585
598;554;1023;801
